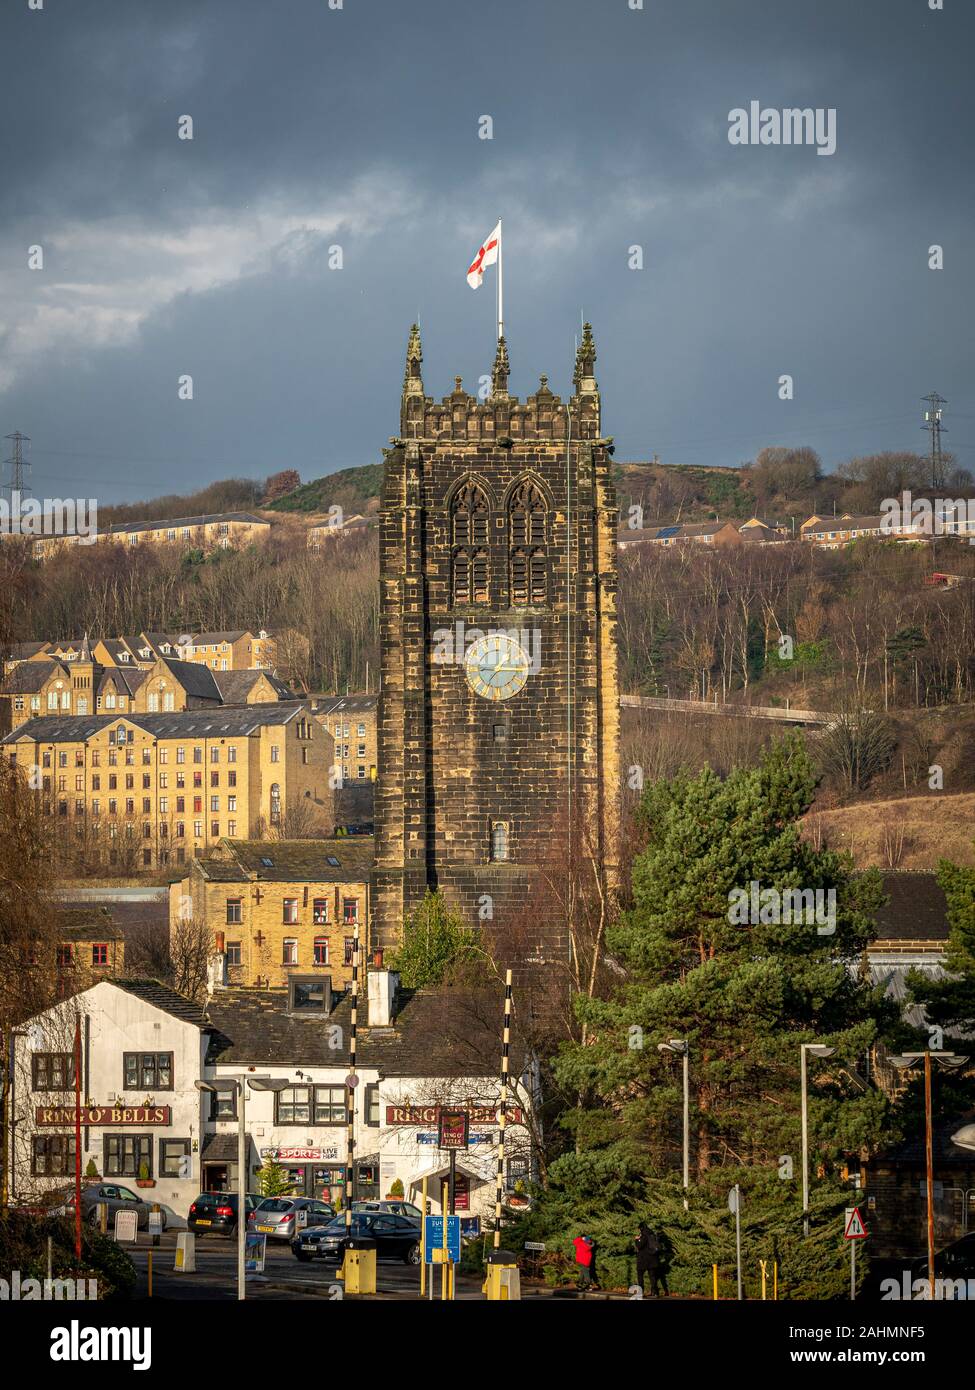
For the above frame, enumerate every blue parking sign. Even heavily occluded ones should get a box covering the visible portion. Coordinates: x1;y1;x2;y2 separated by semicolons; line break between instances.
424;1215;461;1263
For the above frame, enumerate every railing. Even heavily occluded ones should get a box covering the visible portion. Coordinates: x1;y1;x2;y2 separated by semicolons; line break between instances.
620;694;832;726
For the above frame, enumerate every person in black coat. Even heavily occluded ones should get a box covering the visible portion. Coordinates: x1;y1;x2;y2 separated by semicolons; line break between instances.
634;1223;668;1296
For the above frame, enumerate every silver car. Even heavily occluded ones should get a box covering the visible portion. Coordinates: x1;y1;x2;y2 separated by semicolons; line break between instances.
249;1196;334;1240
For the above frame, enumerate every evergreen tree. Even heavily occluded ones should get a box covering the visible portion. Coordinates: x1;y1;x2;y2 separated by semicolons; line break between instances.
387;889;484;988
256;1156;297;1199
534;735;898;1296
910;853;975;1041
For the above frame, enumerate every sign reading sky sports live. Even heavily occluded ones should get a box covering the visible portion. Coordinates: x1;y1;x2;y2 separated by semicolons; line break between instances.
36;1105;171;1126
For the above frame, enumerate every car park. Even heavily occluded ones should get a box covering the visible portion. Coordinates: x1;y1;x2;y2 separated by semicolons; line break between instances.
249;1196;334;1240
55;1184;165;1231
187;1191;260;1237
352;1199;424;1221
291;1211;421;1264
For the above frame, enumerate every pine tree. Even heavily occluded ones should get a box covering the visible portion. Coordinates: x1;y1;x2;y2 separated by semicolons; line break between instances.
535;735;899;1296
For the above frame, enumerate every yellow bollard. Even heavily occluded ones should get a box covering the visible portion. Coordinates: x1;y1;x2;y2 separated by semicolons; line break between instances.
712;1264;719;1300
760;1259;767;1300
774;1260;778;1301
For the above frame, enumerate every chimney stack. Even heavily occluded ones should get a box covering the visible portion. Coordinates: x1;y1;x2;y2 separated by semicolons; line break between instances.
367;967;399;1027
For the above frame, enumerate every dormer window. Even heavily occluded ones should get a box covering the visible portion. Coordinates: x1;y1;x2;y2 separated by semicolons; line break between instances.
288;977;329;1013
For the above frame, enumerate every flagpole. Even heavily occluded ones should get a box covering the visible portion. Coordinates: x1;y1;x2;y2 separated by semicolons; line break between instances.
497;218;503;341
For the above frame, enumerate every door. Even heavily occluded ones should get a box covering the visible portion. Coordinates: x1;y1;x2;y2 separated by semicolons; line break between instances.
203;1163;228;1192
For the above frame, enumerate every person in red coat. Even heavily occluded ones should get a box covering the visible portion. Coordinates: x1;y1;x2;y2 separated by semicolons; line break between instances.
573;1234;595;1288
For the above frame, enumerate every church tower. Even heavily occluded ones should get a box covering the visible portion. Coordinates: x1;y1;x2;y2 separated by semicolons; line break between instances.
371;325;620;955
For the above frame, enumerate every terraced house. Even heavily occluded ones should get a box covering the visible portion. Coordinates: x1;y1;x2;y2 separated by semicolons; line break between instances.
0;638;292;734
175;629;278;671
2;704;328;869
32;510;271;559
313;693;377;784
171;837;373;989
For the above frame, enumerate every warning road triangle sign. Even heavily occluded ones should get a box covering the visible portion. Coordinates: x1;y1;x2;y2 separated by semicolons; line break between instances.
844;1206;868;1240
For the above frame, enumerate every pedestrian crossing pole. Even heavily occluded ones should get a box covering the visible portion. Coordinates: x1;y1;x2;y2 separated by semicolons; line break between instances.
493;970;513;1249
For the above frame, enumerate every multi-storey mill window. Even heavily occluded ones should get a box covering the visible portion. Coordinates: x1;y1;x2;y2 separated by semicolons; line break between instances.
508;481;547;606
451;481;490;605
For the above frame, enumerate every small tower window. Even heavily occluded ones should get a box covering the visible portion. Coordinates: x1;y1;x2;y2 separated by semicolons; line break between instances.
491;822;509;862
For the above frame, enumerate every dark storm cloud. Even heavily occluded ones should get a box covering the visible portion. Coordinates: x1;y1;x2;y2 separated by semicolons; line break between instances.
1;0;972;500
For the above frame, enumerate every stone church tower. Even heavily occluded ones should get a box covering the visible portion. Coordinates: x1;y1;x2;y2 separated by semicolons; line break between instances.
371;325;620;955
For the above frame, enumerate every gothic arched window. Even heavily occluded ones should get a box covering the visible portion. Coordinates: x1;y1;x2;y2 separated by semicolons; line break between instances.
451;482;489;605
508;481;547;606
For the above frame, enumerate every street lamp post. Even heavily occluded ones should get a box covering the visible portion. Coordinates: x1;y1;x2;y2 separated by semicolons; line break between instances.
800;1043;836;1238
889;1050;969;1295
196;1076;287;1300
658;1039;689;1210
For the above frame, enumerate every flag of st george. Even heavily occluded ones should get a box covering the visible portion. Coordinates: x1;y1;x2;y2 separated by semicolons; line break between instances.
466;221;501;288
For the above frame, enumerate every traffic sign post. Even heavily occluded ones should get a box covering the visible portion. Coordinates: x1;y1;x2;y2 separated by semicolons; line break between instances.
728;1185;743;1301
844;1206;868;1300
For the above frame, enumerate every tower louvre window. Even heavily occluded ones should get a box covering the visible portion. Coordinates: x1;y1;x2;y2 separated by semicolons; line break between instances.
529;549;547;605
510;549;529;607
508;482;546;605
451;482;490;605
452;548;471;605
471;549;489;603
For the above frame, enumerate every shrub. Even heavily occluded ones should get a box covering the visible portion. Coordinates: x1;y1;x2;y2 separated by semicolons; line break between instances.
0;1211;136;1299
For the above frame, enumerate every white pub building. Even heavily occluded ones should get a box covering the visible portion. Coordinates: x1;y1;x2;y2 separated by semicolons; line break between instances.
9;968;538;1227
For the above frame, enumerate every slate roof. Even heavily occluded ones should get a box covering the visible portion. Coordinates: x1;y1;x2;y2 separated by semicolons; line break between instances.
100;639;138;664
159;657;222;702
2;701;308;744
111;978;211;1028
199;837;375;883
873;872;950;942
190;630;252;645
803;516;886;536
2;659;64;693
104;513;268;538
59;907;125;942
200;1134;241;1162
98;666;146;698
214;670;292;703
204;984;523;1077
3;642;50;662
314;694;378;717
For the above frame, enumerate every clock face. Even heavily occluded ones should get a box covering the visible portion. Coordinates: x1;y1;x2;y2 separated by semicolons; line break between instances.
464;634;530;701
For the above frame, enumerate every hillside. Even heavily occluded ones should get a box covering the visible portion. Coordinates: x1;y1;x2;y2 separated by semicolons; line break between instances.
802;793;975;871
267;463;383;516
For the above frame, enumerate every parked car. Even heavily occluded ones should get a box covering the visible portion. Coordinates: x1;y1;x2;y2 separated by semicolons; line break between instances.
249;1197;335;1241
352;1199;424;1221
291;1211;421;1264
55;1184;165;1232
187;1192;260;1238
909;1233;975;1285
